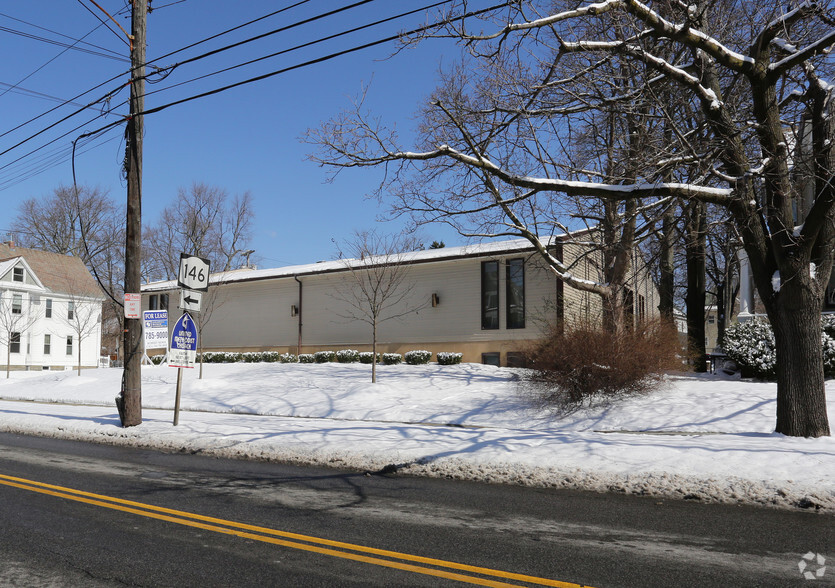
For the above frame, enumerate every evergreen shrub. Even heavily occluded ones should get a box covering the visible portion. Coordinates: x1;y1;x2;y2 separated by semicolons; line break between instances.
382;353;402;365
437;352;463;365
404;350;432;365
336;349;360;363
314;350;336;363
358;352;380;364
298;354;315;363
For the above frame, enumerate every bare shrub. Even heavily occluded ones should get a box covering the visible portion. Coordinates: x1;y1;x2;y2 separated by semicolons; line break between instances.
525;319;679;410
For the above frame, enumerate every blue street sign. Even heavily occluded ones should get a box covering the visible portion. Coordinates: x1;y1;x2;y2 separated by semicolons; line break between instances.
169;311;198;368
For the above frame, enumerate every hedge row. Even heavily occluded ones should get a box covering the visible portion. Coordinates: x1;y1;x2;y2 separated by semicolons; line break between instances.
160;350;465;365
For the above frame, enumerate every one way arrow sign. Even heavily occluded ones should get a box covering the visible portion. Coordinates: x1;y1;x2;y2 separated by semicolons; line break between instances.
178;289;203;312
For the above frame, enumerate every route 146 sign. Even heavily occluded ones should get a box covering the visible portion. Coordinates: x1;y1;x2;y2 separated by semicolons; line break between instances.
169;311;198;368
177;253;210;292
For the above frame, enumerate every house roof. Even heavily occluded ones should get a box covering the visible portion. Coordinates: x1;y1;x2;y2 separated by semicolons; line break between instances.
0;243;104;299
142;236;568;293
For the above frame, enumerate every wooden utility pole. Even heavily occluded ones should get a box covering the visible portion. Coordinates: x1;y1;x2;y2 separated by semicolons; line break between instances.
118;0;147;426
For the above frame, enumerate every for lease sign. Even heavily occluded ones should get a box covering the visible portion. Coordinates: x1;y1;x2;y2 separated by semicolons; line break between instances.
143;310;168;350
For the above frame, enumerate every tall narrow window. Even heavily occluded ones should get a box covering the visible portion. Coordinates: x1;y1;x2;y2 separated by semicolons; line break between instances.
67;301;75;321
44;334;51;355
149;294;159;310
506;258;525;329
66;336;73;356
10;332;20;354
160;293;169;309
481;261;499;330
11;294;22;314
45;299;53;318
12;267;23;282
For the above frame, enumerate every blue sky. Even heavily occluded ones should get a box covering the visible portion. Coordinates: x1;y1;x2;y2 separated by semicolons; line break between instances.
0;1;495;269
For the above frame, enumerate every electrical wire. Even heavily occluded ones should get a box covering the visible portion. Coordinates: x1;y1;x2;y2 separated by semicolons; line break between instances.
0;25;129;62
0;10;124;56
142;0;452;99
74;0;130;46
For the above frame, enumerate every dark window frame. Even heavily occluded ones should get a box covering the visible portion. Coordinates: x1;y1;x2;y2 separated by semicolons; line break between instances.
481;261;499;330
506;258;525;329
12;267;23;282
43;334;51;355
67;301;75;321
11;293;22;314
66;336;73;356
45;298;52;318
10;332;21;354
481;352;501;367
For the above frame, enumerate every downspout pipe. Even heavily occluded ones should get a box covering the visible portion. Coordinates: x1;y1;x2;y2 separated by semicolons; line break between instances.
294;275;303;355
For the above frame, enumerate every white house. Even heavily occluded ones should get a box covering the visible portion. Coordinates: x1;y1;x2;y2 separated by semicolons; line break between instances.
0;243;105;372
141;237;660;366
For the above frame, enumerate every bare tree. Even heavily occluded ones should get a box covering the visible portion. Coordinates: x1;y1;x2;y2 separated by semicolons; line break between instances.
10;185;124;356
308;1;834;437
0;291;41;379
58;287;103;376
146;183;255;279
331;231;424;383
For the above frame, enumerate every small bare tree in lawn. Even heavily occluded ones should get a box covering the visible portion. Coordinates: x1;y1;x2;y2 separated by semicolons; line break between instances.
332;231;424;383
59;286;103;376
0;291;41;379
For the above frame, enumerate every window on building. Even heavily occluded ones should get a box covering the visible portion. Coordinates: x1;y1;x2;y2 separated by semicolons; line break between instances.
481;352;501;366
66;336;73;356
149;294;158;310
45;298;52;318
10;332;20;354
11;294;22;314
12;267;23;282
44;334;51;355
638;294;647;323
506;258;525;329
67;301;74;321
481;261;499;330
506;351;527;368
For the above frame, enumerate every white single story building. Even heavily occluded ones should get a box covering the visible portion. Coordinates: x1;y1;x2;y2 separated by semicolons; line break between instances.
0;242;105;372
141;237;660;366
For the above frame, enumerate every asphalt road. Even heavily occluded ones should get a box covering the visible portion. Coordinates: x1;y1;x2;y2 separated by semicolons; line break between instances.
0;432;830;587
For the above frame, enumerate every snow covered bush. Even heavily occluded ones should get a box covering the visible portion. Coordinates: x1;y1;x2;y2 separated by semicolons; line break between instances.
437;352;462;365
382;353;402;365
279;353;297;363
336;349;359;363
404;350;431;365
722;320;776;379
525;319;678;409
298;354;315;363
260;351;280;363
314;350;336;363
358;352;380;364
723;315;835;379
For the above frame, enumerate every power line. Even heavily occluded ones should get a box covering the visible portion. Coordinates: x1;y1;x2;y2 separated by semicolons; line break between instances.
0;25;127;61
143;0;452;100
74;0;130;46
0;11;127;58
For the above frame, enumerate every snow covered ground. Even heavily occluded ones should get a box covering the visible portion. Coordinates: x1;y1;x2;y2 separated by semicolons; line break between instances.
0;362;833;512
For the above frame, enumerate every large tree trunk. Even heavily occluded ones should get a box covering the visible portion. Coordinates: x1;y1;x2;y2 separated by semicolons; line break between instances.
768;283;831;437
685;201;707;371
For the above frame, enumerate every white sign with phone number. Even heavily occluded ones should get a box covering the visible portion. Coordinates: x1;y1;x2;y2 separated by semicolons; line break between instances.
143;310;169;350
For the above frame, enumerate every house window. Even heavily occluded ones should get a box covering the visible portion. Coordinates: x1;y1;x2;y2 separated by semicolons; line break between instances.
67;301;75;321
149;293;169;310
506;258;525;329
10;332;20;354
12;294;22;314
481;261;499;330
482;352;501;366
44;334;51;355
66;336;73;356
13;267;23;282
160;293;169;309
638;294;647;323
45;299;52;318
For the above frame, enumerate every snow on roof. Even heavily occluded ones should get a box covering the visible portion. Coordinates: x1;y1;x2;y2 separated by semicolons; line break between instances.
142;236;562;292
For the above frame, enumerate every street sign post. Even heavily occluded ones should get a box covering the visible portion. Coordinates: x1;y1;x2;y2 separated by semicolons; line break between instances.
178;289;202;312
169;311;198;426
177;253;210;292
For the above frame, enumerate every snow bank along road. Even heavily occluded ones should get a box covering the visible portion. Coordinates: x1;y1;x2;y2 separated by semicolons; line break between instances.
0;364;833;514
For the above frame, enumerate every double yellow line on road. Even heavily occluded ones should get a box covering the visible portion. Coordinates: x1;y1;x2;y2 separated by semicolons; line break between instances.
0;472;592;587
